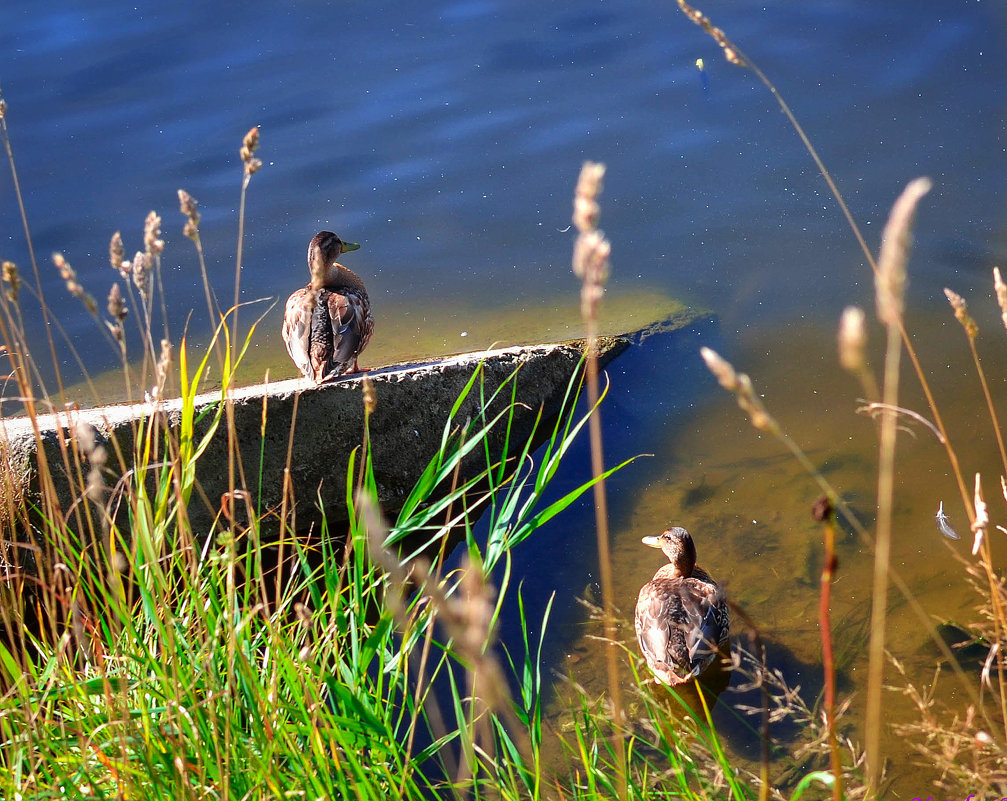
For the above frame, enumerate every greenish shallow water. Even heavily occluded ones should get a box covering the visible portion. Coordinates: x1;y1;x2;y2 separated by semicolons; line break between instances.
544;312;1007;797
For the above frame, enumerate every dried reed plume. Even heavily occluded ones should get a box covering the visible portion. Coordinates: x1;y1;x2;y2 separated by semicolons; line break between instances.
143;210;171;345
177;188;221;357
152;338;171;401
971;473;988;557
838;306;878;401
361;375;377;416
72;419;107;506
52;252;97;315
130;250;151;301
2;261;20;302
178;189;200;241
676;0;745;66
944;287;978;340
143;211;164;257
874;179;929;324
240;126;262;177
106;283;127;345
109;232;128;279
572;162;610;326
994;267;1007;333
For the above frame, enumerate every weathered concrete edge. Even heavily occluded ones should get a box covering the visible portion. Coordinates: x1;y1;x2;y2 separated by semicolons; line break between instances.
0;335;628;443
0;310;712;540
0;335;630;538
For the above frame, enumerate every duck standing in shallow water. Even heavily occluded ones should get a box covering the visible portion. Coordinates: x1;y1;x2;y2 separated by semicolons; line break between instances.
282;231;374;383
635;526;730;686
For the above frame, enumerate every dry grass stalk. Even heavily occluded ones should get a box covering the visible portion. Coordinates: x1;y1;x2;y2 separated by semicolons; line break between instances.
72;420;107;507
0;83;68;401
890;641;1007;794
152;339;171;402
106;283;127;324
571;160;626;799
675;12;1007;787
700;347;775;433
941;277;1007;742
700;347;851;800
971;473;988;557
177;188;223;370
855;401;943;443
837;306;866;372
232;127;262;366
358;495;457;790
674;0;975;568
130;250;151;302
863;177;933;794
143;211;171;345
944;283;1007;477
572;162;610;329
864;179;930;794
178;189;200;240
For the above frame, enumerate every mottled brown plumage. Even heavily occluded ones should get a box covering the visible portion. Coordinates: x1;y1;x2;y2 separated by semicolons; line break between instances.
634;526;729;686
282;231;374;383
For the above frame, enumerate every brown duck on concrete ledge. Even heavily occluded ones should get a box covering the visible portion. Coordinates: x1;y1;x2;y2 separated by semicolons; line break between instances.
282;231;375;383
635;526;730;686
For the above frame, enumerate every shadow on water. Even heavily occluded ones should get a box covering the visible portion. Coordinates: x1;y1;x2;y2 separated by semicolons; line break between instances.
710;635;856;770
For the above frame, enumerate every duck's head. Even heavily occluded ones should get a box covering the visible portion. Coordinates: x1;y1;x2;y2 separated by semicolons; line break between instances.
308;230;361;284
642;526;697;575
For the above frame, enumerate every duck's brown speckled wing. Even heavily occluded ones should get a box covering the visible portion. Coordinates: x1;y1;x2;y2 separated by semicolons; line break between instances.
635;576;728;684
282;287;313;379
320;288;372;378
